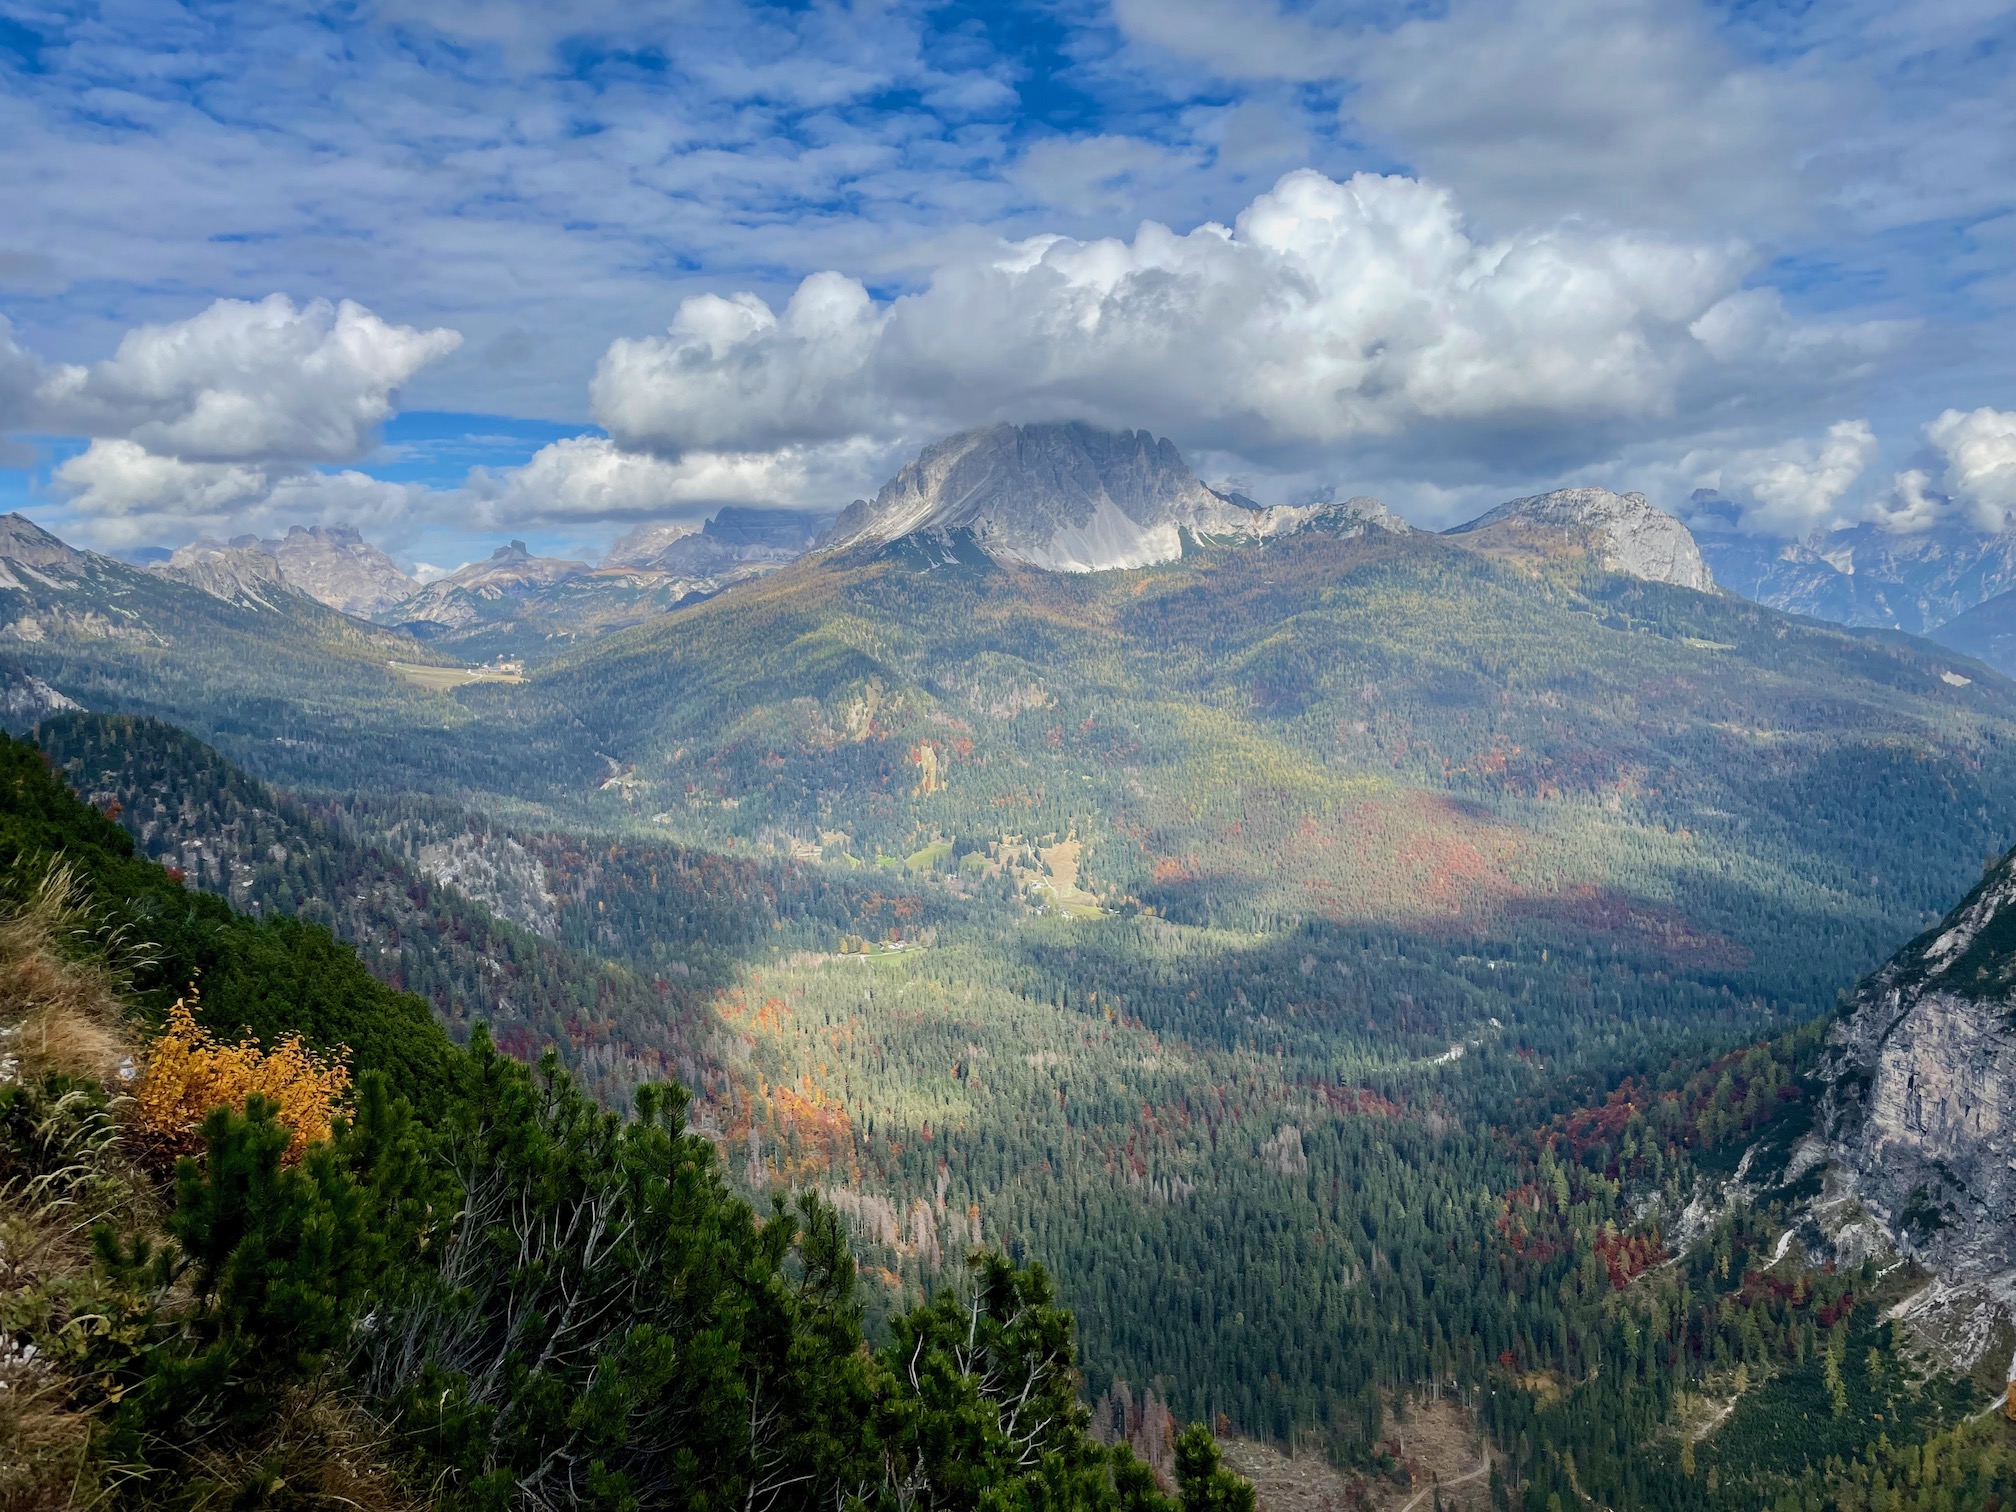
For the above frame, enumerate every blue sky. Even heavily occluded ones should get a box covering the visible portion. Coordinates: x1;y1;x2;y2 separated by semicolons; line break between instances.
1;0;2013;569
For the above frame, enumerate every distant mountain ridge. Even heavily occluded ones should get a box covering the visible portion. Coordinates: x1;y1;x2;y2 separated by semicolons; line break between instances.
1699;516;2016;676
152;523;419;616
828;423;1722;588
387;539;593;634
1447;487;1716;591
826;421;1337;572
606;505;826;575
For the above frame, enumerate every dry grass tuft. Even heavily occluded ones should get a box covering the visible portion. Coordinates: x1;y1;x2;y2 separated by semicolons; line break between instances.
0;864;133;1087
157;1392;424;1512
0;1363;93;1512
0;865;144;1511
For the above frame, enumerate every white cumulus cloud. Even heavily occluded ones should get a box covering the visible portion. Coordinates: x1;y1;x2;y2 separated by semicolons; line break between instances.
1705;420;1880;536
589;169;1899;477
34;294;461;464
52;438;423;550
1927;407;2016;532
467;432;888;528
593;273;889;457
1865;469;1946;534
10;295;461;548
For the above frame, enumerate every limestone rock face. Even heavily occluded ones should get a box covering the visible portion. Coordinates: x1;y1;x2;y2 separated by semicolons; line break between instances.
416;831;558;937
152;541;292;605
386;541;591;632
827;422;1269;572
0;664;81;720
1821;855;2016;1279
1447;488;1715;591
0;514;93;578
147;524;417;617
263;525;417;617
606;507;822;576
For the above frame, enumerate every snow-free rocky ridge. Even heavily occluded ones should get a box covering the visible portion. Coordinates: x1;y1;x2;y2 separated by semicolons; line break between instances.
151;525;418;617
825;421;1403;573
606;506;825;576
383;540;592;633
1446;487;1716;591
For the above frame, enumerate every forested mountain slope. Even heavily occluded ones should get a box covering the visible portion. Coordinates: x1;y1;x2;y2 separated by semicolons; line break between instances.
31;711;969;1109
21;457;2016;1503
509;516;2016;1010
0;512;535;793
0;729;1242;1512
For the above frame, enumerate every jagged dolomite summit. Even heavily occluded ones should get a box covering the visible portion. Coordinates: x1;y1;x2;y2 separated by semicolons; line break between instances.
1448;487;1716;591
827;421;1292;572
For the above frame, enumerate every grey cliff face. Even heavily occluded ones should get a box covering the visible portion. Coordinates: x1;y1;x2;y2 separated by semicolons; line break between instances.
416;831;559;937
152;541;293;605
0;665;81;720
827;422;1269;573
1448;488;1716;591
0;514;93;578
264;525;418;617
1821;856;2016;1280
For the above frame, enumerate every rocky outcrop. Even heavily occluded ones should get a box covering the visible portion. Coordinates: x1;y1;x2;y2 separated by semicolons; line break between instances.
827;422;1281;573
1447;488;1715;591
263;525;417;617
415;831;559;938
0;664;81;722
1820;854;2016;1280
607;507;823;575
385;541;591;633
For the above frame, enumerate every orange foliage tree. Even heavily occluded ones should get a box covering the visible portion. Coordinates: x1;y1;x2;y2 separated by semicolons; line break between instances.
135;993;352;1158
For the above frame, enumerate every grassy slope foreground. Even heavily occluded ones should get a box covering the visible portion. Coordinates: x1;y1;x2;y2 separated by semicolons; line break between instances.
0;729;1256;1512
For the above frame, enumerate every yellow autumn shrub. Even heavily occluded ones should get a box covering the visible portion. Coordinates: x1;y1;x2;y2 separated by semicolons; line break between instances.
135;994;351;1157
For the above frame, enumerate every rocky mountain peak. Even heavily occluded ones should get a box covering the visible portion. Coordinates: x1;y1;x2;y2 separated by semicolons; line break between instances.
826;421;1266;573
264;524;417;616
382;540;592;633
141;522;418;618
604;508;823;575
604;520;700;569
0;513;92;575
153;540;293;606
1446;487;1715;591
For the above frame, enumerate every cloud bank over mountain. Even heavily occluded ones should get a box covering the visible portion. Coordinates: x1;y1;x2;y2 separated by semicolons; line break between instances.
590;169;1897;474
0;0;2009;556
3;297;457;548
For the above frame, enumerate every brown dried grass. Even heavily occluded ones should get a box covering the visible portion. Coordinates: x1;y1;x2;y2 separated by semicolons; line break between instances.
0;864;132;1086
147;1392;424;1512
